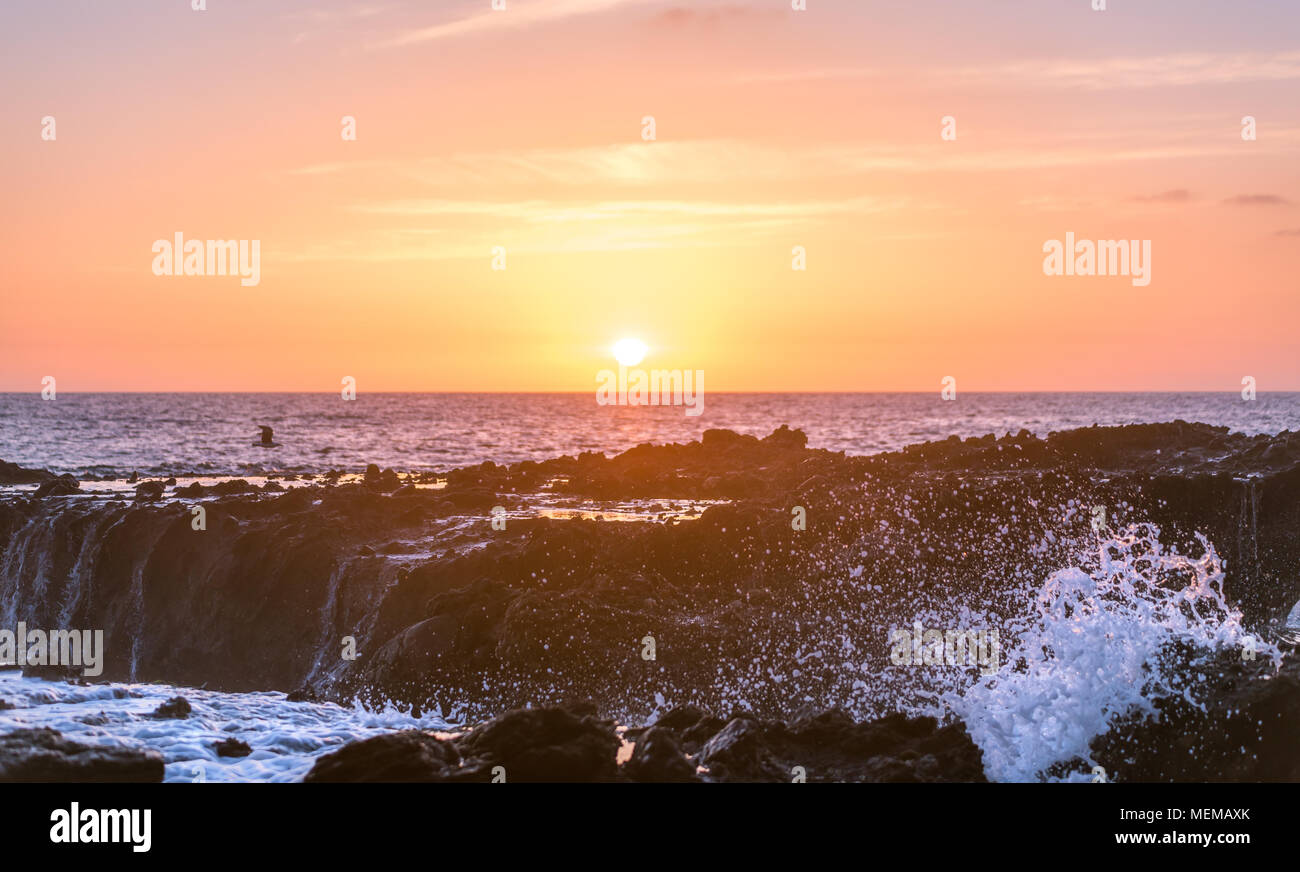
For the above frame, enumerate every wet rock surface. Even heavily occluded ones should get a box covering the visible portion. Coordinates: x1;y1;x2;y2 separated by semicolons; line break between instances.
34;475;80;498
305;730;461;782
0;727;164;782
151;696;192;719
214;737;252;758
1059;650;1300;783
305;701;986;783
0;460;56;485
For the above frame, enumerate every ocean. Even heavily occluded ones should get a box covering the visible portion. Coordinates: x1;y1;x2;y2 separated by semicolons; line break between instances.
4;391;1299;478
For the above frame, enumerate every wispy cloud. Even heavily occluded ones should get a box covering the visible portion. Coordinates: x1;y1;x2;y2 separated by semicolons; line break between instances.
283;2;392;43
383;0;662;47
287;160;386;176
740;50;1300;90
1134;189;1193;204
353;196;905;221
273;194;909;263
288;132;1299;190
282;3;391;24
981;51;1300;90
650;4;777;28
1223;194;1292;206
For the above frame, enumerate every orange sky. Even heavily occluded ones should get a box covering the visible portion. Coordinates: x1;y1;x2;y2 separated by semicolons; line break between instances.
2;0;1298;391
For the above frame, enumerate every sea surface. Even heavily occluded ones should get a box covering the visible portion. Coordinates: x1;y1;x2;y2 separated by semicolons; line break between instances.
0;673;452;783
3;392;1298;479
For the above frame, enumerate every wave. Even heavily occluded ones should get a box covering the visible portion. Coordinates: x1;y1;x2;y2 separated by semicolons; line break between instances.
947;524;1279;781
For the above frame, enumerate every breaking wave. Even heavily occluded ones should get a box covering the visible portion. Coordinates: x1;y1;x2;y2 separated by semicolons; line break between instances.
945;524;1280;781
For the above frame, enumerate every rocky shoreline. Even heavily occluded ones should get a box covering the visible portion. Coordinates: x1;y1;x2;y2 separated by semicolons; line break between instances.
2;421;1298;781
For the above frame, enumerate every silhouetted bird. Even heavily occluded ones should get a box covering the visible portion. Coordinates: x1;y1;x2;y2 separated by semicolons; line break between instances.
257;425;274;446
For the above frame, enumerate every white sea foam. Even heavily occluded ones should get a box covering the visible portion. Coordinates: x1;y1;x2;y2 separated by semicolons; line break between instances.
944;523;1279;782
0;674;455;782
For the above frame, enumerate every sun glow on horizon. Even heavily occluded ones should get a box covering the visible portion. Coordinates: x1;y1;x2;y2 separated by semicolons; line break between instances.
612;337;648;368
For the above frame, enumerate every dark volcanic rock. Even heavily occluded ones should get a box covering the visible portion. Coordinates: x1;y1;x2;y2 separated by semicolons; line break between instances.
305;702;619;783
1078;650;1300;782
303;701;985;783
653;704;712;732
34;475;80;498
455;704;621;782
305;731;459;782
211;479;256;496
134;481;165;501
699;717;787;781
151;696;192;719
0;728;164;782
677;708;985;783
21;664;82;681
0;459;56;485
214;737;252;758
623;726;698;782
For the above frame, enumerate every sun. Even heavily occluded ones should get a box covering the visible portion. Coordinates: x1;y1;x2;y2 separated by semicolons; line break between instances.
612;337;648;368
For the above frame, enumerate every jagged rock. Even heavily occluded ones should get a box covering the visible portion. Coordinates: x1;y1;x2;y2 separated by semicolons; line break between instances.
622;726;698;782
1080;651;1300;782
134;481;165;501
305;731;460;782
0;728;164;782
21;664;82;681
151;696;191;719
455;704;621;782
0;459;56;485
214;737;252;758
698;717;787;782
34;476;79;498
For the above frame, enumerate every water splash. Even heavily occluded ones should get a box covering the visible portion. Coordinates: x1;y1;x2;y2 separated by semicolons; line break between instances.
946;523;1279;782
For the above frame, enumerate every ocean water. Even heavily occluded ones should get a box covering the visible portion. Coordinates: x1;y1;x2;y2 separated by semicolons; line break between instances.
3;392;1299;478
0;673;452;783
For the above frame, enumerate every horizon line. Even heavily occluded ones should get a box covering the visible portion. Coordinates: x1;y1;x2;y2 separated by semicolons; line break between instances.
3;389;1296;396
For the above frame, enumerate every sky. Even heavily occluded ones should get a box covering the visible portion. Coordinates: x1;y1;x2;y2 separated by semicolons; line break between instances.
2;0;1298;391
